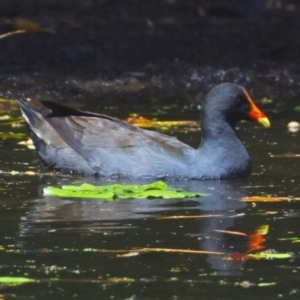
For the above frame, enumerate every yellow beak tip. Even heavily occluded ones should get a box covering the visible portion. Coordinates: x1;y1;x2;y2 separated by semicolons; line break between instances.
258;117;271;128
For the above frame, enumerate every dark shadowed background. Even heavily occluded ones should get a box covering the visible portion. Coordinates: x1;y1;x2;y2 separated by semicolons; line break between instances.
0;0;299;109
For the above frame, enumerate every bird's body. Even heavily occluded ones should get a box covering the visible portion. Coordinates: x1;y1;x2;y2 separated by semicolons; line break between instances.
18;83;270;179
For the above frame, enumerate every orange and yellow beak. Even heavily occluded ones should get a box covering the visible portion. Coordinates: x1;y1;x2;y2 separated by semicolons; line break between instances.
243;88;271;128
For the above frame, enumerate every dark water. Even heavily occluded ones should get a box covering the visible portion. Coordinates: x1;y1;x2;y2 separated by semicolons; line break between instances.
0;88;300;300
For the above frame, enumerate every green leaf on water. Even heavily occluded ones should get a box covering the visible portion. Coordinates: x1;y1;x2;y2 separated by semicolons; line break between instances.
294;106;300;112
0;276;35;286
43;181;203;200
44;187;115;199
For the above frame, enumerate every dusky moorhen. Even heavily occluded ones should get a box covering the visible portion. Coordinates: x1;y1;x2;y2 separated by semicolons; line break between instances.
18;83;270;179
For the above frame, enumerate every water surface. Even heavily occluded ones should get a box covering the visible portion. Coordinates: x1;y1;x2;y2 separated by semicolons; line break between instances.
0;86;299;299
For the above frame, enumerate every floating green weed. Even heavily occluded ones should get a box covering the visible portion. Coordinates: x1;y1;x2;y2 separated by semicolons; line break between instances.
0;132;27;139
0;276;35;286
247;251;292;260
43;181;202;200
0;115;24;126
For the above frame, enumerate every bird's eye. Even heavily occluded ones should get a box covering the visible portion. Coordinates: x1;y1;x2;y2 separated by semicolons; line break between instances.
235;95;242;104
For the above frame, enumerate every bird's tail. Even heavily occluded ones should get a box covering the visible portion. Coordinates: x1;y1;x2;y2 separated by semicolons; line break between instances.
18;100;50;143
18;100;44;131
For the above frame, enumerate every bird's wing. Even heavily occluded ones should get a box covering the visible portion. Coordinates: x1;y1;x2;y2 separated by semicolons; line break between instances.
45;114;194;171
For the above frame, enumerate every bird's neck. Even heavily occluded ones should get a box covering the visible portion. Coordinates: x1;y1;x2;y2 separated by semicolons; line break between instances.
193;115;251;179
198;112;250;162
200;113;236;144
